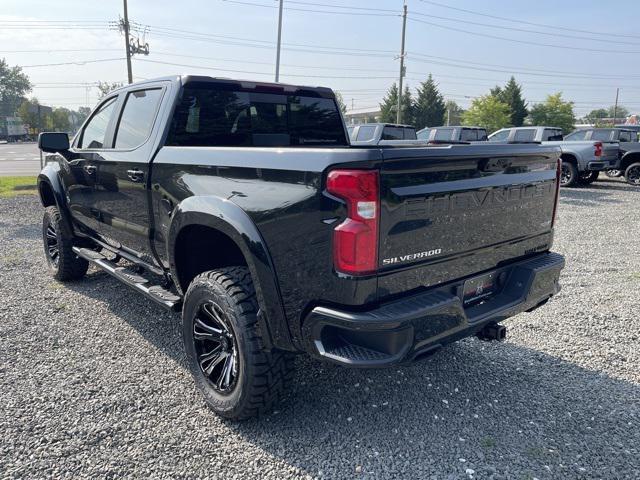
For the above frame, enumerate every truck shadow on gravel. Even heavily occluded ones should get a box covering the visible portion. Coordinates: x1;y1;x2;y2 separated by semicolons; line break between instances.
65;271;640;479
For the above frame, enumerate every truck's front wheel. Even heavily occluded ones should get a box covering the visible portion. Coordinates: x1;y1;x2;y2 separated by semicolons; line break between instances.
182;267;294;420
560;162;579;187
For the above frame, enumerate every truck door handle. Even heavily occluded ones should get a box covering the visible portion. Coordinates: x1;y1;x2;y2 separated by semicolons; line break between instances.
127;169;145;182
83;165;97;175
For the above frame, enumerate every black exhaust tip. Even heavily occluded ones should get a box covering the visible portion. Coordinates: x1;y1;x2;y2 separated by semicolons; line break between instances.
476;323;507;342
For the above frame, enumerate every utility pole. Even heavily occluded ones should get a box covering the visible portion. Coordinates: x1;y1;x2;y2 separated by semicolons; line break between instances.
446;105;451;126
275;0;284;82
396;1;407;124
613;87;620;125
122;0;133;84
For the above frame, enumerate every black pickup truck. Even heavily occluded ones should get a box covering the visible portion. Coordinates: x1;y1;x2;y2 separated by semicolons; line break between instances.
37;76;565;420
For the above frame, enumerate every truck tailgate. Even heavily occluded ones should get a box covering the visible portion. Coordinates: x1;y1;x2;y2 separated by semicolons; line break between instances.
377;144;560;297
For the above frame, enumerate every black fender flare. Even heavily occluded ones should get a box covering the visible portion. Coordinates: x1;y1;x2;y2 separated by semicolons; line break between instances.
167;196;294;351
620;151;640;171
37;162;74;235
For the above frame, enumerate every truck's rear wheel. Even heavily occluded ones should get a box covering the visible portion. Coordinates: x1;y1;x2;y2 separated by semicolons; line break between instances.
578;170;599;185
624;162;640;186
182;267;294;420
560;162;579;187
42;206;88;281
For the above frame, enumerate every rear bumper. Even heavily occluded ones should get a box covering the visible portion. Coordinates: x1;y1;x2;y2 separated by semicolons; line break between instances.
302;252;564;367
588;159;618;170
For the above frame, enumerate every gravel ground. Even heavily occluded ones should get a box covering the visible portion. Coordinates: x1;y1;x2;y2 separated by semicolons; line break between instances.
1;178;639;479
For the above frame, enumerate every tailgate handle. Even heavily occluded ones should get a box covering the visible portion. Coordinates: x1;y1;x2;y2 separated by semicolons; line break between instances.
127;169;145;182
83;165;97;175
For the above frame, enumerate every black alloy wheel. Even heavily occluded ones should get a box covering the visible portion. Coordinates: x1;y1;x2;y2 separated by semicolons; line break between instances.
560;162;578;187
45;223;60;267
625;163;640;186
193;301;239;394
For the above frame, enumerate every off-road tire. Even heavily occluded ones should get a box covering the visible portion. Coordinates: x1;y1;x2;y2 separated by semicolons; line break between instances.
624;162;640;186
578;170;599;185
42;206;88;281
560;161;579;187
183;267;295;420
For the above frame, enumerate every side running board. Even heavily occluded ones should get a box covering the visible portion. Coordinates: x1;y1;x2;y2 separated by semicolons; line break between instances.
72;247;182;311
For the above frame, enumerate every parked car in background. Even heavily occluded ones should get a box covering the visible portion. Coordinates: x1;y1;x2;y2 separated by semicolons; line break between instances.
417;126;488;143
489;126;563;143
564;127;640;182
488;126;619;187
348;123;418;145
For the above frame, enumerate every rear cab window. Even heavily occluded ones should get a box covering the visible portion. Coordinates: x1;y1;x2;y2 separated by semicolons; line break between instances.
381;126;404;140
591;130;614;142
402;128;417;140
166;82;347;147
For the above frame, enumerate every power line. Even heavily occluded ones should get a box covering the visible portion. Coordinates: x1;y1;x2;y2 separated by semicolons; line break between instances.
133;57;397;79
407;17;640;55
21;58;126;68
410;11;640;47
416;0;640;40
0;49;120;53
220;0;398;16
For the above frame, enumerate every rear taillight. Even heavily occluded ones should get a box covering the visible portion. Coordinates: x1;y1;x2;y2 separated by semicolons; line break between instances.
326;169;379;275
594;141;603;157
551;157;561;228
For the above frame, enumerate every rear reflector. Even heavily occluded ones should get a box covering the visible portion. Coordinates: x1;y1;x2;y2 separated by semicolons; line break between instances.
326;169;379;275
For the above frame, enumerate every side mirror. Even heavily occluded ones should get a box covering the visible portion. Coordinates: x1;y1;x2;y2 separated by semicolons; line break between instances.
38;132;69;153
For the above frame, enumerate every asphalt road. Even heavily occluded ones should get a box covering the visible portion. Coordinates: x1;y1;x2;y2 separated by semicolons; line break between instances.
0;143;43;176
1;179;639;479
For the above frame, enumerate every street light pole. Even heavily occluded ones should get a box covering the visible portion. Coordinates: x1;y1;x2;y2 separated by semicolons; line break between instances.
275;0;284;82
396;1;407;124
123;0;133;84
613;87;620;125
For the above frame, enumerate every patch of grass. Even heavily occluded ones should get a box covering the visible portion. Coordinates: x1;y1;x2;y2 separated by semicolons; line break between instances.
0;176;37;198
629;272;640;280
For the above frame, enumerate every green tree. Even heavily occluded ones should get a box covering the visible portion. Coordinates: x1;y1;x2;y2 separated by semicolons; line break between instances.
334;92;347;114
17;97;46;131
444;100;464;125
379;83;413;124
413;74;445;128
51;107;71;131
607;104;629;120
96;81;124;99
462;95;511;133
528;93;576;133
0;58;32;117
491;76;527;126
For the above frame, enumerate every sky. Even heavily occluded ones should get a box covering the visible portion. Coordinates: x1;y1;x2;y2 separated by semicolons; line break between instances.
1;0;639;119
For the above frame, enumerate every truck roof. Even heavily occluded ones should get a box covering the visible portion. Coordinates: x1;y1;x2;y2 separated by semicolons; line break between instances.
356;123;416;128
110;75;336;98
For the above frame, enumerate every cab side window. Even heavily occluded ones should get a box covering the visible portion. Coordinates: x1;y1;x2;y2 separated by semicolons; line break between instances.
79;97;118;149
114;88;164;149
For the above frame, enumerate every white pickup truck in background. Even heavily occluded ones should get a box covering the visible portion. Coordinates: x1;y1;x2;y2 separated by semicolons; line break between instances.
488;126;619;187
